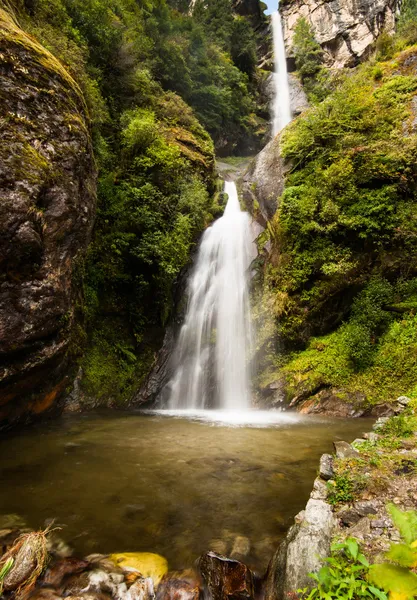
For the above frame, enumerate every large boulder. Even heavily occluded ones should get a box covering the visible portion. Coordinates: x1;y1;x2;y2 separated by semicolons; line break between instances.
0;9;96;428
241;134;289;224
281;0;399;69
265;500;334;600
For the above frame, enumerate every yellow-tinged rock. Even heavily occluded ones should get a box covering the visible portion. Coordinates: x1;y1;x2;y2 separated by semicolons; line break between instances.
109;553;168;586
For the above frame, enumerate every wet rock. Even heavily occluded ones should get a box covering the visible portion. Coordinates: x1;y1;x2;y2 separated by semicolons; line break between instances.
26;589;63;600
319;454;334;481
241;134;289;224
156;571;200;600
198;551;254;600
0;9;96;429
46;533;74;558
62;572;92;595
3;532;48;592
129;577;155;600
44;557;90;587
86;555;124;574
110;553;168;587
65;594;112;600
123;505;146;519
265;499;334;600
333;441;360;459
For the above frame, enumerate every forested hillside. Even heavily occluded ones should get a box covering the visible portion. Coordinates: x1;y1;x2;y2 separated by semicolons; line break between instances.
0;0;269;419
255;4;417;411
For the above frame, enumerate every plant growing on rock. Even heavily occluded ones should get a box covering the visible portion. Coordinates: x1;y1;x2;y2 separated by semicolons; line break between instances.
298;538;387;599
368;504;417;600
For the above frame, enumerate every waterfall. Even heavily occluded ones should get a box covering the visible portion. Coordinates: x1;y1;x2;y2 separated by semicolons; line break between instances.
167;182;253;411
272;10;292;136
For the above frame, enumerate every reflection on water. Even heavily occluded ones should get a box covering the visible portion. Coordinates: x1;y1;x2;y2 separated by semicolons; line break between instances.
0;411;372;572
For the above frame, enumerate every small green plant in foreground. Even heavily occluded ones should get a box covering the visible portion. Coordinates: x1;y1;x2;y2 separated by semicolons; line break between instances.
0;557;14;594
299;538;387;599
368;504;417;600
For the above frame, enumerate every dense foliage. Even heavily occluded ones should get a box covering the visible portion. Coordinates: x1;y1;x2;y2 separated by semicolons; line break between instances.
257;12;417;406
7;0;266;402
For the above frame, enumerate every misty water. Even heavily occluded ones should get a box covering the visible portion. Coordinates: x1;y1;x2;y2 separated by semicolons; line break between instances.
167;182;254;410
0;411;372;572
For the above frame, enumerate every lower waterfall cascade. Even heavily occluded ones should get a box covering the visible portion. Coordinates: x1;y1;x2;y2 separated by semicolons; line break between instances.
166;181;254;411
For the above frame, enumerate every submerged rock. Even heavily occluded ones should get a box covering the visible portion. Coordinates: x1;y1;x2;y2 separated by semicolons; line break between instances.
44;557;90;587
156;570;200;600
198;551;254;600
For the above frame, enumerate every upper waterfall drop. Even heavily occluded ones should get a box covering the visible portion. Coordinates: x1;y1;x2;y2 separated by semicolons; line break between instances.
272;10;292;136
167;181;254;411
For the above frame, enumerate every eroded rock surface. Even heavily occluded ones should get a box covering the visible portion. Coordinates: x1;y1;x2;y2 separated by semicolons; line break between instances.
281;0;399;68
0;9;96;428
241;134;289;224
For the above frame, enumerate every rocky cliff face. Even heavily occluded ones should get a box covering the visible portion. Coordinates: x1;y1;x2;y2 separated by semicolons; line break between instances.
281;0;399;68
0;9;96;429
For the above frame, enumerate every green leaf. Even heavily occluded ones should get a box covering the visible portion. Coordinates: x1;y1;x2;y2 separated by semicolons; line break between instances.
388;504;417;544
358;553;370;567
369;563;417;596
386;542;417;567
345;538;359;560
0;558;14;580
368;586;388;600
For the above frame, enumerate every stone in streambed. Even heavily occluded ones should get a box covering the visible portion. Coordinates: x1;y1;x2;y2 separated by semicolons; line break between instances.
230;537;250;560
44;557;90;587
128;577;155;600
156;570;200;600
110;553;168;587
198;551;254;600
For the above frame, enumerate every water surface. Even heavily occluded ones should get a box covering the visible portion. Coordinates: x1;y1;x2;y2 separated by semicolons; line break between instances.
0;411;372;572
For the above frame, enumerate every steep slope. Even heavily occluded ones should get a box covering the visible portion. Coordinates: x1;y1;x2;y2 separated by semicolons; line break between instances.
281;0;399;68
248;32;417;411
0;8;96;427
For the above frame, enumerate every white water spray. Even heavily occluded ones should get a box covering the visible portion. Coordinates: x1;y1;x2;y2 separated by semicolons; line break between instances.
272;10;292;136
167;182;253;411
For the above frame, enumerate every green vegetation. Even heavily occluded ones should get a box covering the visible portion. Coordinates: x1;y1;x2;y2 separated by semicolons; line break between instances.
291;17;330;102
5;0;268;403
299;538;387;599
259;12;417;405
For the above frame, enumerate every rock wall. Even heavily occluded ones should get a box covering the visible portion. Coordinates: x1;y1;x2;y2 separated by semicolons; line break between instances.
0;9;96;428
281;0;399;68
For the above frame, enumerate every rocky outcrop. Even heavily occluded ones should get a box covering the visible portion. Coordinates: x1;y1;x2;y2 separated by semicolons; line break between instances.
265;499;334;600
281;0;399;69
0;9;96;428
241;134;289;224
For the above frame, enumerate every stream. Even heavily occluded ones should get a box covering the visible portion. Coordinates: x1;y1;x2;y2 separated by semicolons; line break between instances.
0;411;372;572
